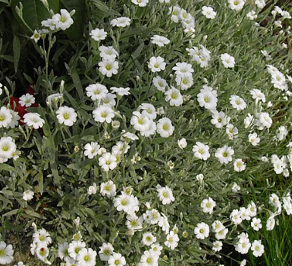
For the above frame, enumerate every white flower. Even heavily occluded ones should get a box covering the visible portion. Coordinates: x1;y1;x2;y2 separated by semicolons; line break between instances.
76;248;97;266
175;74;194;90
114;194;135;214
169;6;182;23
41;18;56;30
215;146;234;164
99;243;114;261
221;53;235;68
226;124;238;140
230;209;242;224
86;83;108;101
148;56;166;72
56;106;77;126
181;12;195;30
23;190;34;201
98;58;119;77
201;197;216;214
212;220;224;233
100;180;116;197
84;142;100;159
68;241;86;260
251;218;262;231
23;113;45;129
139;250;159;266
187;45;211;68
228;0;245;11
121;131;138;142
197;85;218;110
110;17;130;27
215;228;228;240
244;114;253;129
172;62;194;76
52;9;74;31
110;87;130;96
33;228;52;246
131;0;149;7
232;182;241;192
156;118;174;138
31;30;41;43
212;241;223;252
211;111;227;128
164;87;183;106
240;207;251;221
117;193;139;215
202;6;216;19
139;103;156;120
235;233;251;254
112;141;130;154
65;257;77;266
266;216;275;231
255;0;266;8
194;222;210;239
229;95;246;110
0;137;16;163
156;107;164;115
256;112;272;129
35;245;50;263
19;93;35;107
130;111;151;132
142;232;156;246
46;93;63;106
164;231;179;250
157;185;175;205
99;152;117;171
276;126;288;141
14;261;25;266
150;35;170;47
90;28;107;41
251;240;264;257
87;183;97;195
150;243;163;256
0;106;12;128
158;213;170;233
99;46;119;59
58;242;69;260
248;202;257;217
234;159;246;172
269;193;281;207
178;138;187;149
101;93;116;106
93;105;115;123
250;89;266;103
0;241;14;265
153;76;168;92
247;10;257;20
108;253;126;266
192;142;210;161
126;215;143;231
248;133;260;146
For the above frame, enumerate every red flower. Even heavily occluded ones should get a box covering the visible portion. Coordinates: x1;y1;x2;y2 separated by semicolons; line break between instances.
8;97;27;118
27;84;35;95
7;85;38;125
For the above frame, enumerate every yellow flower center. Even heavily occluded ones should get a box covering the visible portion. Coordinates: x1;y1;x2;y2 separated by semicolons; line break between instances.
63;113;69;119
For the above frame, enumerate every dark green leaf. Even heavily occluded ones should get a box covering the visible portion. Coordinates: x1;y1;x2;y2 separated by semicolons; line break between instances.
13;35;20;72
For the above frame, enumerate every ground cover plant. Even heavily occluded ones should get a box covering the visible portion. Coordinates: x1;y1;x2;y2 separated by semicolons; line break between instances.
0;0;292;265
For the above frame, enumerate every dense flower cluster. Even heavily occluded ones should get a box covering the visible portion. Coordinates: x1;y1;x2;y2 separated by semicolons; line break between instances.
0;1;292;266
